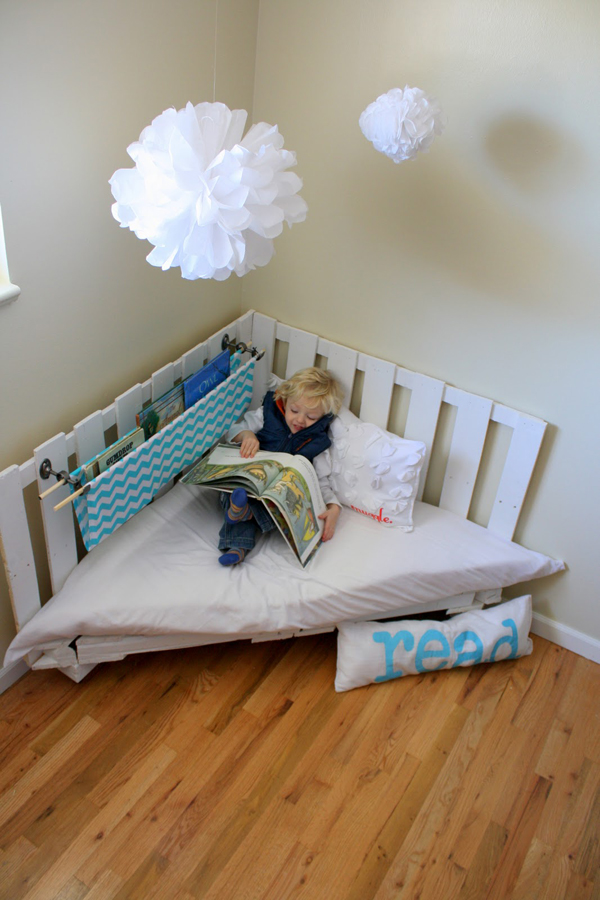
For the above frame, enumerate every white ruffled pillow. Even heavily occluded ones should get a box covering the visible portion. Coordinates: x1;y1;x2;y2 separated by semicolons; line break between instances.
329;408;426;531
335;595;533;692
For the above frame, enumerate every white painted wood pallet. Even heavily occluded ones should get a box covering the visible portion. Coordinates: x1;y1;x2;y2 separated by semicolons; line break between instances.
0;310;546;681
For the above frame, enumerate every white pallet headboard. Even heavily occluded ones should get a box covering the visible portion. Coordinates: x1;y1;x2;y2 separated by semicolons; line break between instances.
0;309;547;677
248;311;546;536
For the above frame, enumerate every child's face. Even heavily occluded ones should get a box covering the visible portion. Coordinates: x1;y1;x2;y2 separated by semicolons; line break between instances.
284;395;325;433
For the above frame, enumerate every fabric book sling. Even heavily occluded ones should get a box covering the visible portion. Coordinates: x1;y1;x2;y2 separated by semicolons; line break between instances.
69;352;255;550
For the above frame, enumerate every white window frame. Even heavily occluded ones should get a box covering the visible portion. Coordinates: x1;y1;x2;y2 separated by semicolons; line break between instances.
0;204;20;307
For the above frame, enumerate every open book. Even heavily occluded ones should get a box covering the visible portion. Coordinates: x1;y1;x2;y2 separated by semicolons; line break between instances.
182;443;327;566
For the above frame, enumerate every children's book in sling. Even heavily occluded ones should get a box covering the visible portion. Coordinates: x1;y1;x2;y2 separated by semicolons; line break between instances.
182;443;327;566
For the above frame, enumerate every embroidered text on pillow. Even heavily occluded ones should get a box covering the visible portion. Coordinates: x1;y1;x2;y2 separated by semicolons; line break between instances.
350;505;394;524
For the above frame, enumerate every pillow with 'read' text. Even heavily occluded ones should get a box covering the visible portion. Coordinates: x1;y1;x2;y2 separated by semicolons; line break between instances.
335;595;533;692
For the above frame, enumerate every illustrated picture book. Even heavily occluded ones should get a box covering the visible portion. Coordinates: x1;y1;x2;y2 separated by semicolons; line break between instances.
136;350;231;440
136;384;185;440
183;348;230;409
78;427;145;482
182;443;327;566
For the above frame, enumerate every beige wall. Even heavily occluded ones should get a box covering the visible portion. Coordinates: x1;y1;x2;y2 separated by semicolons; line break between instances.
1;0;598;665
0;0;259;659
244;1;600;641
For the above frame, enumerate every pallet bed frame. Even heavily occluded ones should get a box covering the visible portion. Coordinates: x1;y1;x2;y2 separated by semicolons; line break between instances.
0;310;547;683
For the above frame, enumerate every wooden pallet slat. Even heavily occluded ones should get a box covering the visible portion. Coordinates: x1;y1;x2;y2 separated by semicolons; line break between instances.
235;309;255;348
0;465;42;631
207;328;227;361
181;342;207;381
325;342;358;406
439;388;493;519
359;354;396;429
399;368;445;500
251;313;277;407
284;326;319;378
33;434;79;595
115;384;143;438
30;641;78;668
487;416;547;540
151;361;175;401
73;410;105;467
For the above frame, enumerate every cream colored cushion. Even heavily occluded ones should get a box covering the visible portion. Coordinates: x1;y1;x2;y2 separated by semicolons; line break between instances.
329;408;426;531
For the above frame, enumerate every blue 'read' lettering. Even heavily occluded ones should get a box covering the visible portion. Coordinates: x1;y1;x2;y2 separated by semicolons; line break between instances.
416;628;451;673
373;630;415;682
452;630;484;668
489;618;519;662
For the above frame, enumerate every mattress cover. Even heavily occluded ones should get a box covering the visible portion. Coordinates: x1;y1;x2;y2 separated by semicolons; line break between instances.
4;484;564;665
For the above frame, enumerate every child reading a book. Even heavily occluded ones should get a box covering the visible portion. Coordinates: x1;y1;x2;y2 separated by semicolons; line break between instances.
218;367;344;565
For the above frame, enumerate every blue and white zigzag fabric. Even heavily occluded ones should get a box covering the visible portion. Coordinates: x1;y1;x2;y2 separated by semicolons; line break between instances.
72;355;255;550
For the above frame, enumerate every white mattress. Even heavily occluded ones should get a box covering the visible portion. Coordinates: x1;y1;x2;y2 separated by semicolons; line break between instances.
4;484;564;665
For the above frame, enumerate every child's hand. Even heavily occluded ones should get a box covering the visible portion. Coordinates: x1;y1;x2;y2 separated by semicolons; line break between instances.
236;431;259;458
319;504;341;541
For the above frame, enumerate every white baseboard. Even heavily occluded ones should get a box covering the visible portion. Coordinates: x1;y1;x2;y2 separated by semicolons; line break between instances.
532;612;600;665
0;658;30;694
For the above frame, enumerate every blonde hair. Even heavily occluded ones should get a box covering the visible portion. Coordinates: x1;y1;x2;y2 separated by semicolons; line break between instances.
275;367;344;417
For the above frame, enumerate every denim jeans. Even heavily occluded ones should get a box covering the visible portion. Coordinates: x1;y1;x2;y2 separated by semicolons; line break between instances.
218;492;275;551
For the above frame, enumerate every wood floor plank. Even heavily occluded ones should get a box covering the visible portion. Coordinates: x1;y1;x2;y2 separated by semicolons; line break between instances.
1;674;183;848
537;854;574;900
512;642;576;738
181;693;347;896
425;704;527;870
573;777;600;880
510;836;554;900
261;841;312;900
0;745;41;798
199;699;431;900
243;635;333;715
0;836;37;886
455;636;544;712
143;660;333;898
0;673;76;761
456;820;508;900
78;870;123;900
343;753;424;900
1;797;98;900
18;743;176;900
77;723;228;885
0;715;100;831
0;633;598;900
29;665;128;756
373;686;505;899
51;875;88;900
485;774;553;900
536;752;595;850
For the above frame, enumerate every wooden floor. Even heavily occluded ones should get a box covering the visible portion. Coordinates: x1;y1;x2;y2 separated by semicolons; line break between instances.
0;633;598;900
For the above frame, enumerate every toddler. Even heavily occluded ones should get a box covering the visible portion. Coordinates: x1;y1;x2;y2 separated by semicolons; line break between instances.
218;367;344;565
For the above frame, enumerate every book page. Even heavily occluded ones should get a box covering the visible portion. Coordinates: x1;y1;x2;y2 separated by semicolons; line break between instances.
261;457;326;565
182;444;327;566
182;444;286;496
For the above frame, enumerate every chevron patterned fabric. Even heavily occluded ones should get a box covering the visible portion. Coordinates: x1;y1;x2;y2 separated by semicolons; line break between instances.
72;355;255;550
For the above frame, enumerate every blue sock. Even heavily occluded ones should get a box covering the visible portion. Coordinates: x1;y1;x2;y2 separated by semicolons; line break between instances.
225;488;252;524
218;548;247;566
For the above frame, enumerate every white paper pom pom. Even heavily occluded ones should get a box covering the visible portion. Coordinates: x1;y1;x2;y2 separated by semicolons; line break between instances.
109;102;308;280
359;87;445;163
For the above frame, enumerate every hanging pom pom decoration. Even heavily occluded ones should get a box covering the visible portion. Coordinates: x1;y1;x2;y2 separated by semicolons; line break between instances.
359;87;445;163
109;102;308;280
